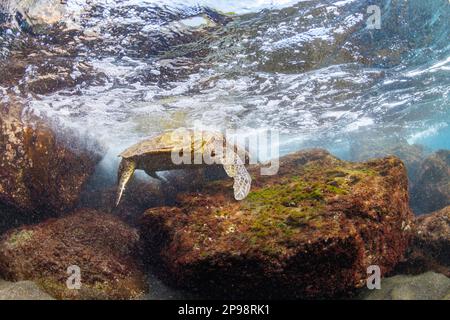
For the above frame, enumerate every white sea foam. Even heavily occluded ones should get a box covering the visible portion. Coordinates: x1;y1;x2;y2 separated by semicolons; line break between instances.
10;0;449;162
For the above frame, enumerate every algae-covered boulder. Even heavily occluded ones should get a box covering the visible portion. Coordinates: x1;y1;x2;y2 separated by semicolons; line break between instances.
395;206;450;278
139;149;413;299
359;272;450;300
0;109;100;216
0;209;147;300
410;150;450;214
415;206;450;268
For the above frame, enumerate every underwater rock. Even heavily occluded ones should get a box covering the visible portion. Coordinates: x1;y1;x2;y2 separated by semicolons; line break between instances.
395;206;450;278
0;202;36;235
76;5;230;60
0;112;100;216
164;166;229;193
80;165;225;227
0;279;54;300
2;0;66;31
359;272;450;300
415;206;450;268
0;209;147;300
139;149;413;299
0;52;99;96
410;150;450;214
80;179;169;227
349;136;428;186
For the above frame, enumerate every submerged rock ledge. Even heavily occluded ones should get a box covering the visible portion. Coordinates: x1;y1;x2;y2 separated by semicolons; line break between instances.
411;150;450;215
0;209;147;300
139;149;413;299
0;104;101;223
396;206;450;278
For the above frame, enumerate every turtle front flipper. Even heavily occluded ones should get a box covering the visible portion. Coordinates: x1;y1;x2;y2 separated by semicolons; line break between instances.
115;158;137;207
220;147;252;200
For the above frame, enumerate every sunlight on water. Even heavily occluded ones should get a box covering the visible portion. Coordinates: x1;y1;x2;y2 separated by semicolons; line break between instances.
1;0;449;158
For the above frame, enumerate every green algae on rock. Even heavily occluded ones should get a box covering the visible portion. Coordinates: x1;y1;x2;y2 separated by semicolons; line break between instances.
139;149;413;299
4;229;35;249
0;209;147;300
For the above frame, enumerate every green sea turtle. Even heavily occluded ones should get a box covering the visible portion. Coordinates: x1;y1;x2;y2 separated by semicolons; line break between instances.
115;129;252;206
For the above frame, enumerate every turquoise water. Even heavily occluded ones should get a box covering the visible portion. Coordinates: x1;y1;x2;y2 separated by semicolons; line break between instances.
411;124;450;151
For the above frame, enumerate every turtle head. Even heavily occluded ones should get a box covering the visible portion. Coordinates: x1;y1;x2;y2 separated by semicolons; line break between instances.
115;158;137;207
